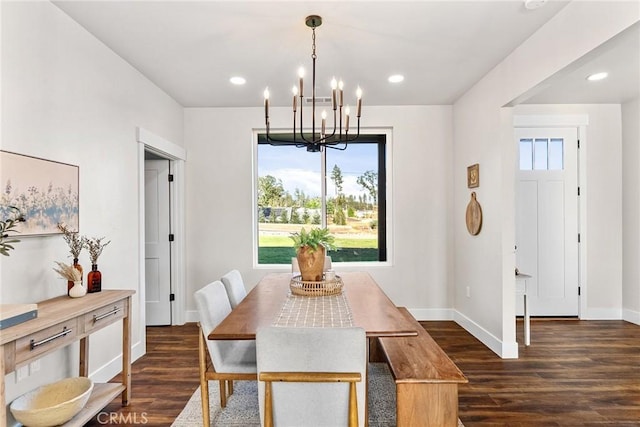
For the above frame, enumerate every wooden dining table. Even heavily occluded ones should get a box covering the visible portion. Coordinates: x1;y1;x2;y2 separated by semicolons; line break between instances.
208;271;418;340
208;271;422;427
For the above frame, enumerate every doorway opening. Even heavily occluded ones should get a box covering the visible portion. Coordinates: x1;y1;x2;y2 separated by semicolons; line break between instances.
144;153;172;325
515;127;579;316
513;114;589;326
137;127;186;349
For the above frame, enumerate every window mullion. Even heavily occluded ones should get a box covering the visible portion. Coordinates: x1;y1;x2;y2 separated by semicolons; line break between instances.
320;148;327;227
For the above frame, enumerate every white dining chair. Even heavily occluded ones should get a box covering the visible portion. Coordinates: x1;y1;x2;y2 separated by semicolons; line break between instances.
256;326;367;427
291;256;332;274
195;281;257;427
221;269;247;309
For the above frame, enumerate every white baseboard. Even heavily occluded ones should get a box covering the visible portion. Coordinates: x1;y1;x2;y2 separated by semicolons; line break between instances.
622;308;640;325
186;310;199;323
581;308;622;320
407;308;454;321
89;340;145;383
453;310;518;359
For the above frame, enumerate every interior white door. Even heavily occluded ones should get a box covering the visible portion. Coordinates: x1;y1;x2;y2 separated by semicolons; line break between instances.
145;159;172;325
515;128;579;316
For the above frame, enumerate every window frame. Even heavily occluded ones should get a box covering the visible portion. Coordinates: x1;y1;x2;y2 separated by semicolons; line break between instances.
252;128;393;268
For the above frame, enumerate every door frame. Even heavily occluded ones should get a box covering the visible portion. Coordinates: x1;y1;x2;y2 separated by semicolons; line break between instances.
513;114;588;319
137;127;187;346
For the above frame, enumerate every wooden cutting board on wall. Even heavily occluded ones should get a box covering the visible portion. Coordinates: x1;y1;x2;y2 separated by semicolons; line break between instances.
466;192;482;235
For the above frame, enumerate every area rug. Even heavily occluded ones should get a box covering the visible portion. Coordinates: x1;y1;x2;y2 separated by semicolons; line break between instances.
172;363;464;427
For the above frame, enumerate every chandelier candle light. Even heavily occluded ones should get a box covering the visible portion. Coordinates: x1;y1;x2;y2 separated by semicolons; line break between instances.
263;15;362;152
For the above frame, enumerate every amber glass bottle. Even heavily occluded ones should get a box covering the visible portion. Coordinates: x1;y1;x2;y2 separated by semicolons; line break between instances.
87;264;102;293
67;258;83;295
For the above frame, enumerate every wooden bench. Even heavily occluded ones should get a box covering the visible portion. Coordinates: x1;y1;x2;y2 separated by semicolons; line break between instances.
376;307;468;427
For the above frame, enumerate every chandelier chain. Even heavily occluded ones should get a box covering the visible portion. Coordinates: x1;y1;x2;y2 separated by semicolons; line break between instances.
311;28;317;60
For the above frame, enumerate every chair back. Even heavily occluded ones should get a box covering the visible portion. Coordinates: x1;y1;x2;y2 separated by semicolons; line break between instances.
194;281;233;369
221;269;247;308
256;326;366;427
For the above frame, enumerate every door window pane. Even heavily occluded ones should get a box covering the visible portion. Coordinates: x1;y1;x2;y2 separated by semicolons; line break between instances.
548;138;564;170
534;138;548;170
519;139;533;170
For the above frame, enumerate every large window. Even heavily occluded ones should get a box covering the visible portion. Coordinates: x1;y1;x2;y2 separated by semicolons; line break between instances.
256;134;387;265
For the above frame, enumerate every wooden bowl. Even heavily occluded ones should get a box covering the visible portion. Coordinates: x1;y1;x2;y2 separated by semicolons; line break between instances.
10;377;93;427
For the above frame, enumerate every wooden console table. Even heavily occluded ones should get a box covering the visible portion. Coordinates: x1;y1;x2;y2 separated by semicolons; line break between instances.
1;290;135;426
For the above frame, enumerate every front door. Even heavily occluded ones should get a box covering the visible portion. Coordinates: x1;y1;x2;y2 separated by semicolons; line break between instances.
145;159;172;325
515;128;579;316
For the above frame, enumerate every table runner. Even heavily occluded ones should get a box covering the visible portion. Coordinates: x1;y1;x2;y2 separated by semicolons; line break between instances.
272;291;354;328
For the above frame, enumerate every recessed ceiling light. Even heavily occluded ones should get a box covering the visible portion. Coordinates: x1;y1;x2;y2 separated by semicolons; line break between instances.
230;76;246;85
388;74;404;83
524;0;547;10
586;72;608;82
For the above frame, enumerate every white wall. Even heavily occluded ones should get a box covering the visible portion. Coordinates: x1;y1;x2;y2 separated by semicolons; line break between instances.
183;105;454;320
0;1;183;414
622;97;640;325
514;104;623;320
452;1;638;357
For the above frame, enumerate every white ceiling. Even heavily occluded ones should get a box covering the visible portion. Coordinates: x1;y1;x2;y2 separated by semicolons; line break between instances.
52;1;638;108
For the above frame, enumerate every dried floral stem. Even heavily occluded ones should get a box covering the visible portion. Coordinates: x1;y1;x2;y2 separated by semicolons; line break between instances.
57;223;86;259
86;237;110;264
53;261;82;282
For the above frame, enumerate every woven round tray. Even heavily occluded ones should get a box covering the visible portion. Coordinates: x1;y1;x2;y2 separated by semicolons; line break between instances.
290;274;344;296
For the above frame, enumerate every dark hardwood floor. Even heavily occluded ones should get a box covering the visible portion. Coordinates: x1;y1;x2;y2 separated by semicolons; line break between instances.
85;319;640;426
424;319;640;426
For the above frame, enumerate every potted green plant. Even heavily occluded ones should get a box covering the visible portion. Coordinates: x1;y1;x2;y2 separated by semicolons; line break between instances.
0;206;25;256
290;227;335;281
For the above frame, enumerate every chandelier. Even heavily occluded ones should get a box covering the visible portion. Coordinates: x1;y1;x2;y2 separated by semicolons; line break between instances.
263;15;362;152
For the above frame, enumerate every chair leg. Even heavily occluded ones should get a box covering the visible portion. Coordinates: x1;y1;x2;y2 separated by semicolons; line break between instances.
228;380;234;396
348;381;358;427
219;380;227;408
264;381;273;427
198;326;211;427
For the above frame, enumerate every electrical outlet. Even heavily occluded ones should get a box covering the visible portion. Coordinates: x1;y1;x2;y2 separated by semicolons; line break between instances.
16;365;29;382
29;360;41;375
466;286;471;298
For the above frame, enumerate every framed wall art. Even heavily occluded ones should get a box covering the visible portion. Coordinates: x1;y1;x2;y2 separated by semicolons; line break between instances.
467;163;479;188
1;150;79;236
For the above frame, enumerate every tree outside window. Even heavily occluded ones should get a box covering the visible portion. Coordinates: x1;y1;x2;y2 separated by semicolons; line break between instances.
256;135;387;264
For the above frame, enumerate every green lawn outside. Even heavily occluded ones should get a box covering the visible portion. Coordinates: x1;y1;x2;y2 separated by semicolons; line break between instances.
258;247;380;264
259;235;377;248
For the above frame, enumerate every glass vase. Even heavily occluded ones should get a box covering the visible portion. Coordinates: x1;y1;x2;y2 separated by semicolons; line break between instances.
67;258;83;296
87;264;102;293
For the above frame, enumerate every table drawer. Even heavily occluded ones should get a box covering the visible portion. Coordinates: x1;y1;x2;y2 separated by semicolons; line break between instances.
83;299;127;334
15;319;78;365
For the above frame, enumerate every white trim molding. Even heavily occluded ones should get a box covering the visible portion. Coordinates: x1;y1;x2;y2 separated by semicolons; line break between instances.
513;114;589;128
581;308;623;320
137;127;187;339
622;308;640;326
408;308;455;321
454;310;519;359
90;341;145;383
